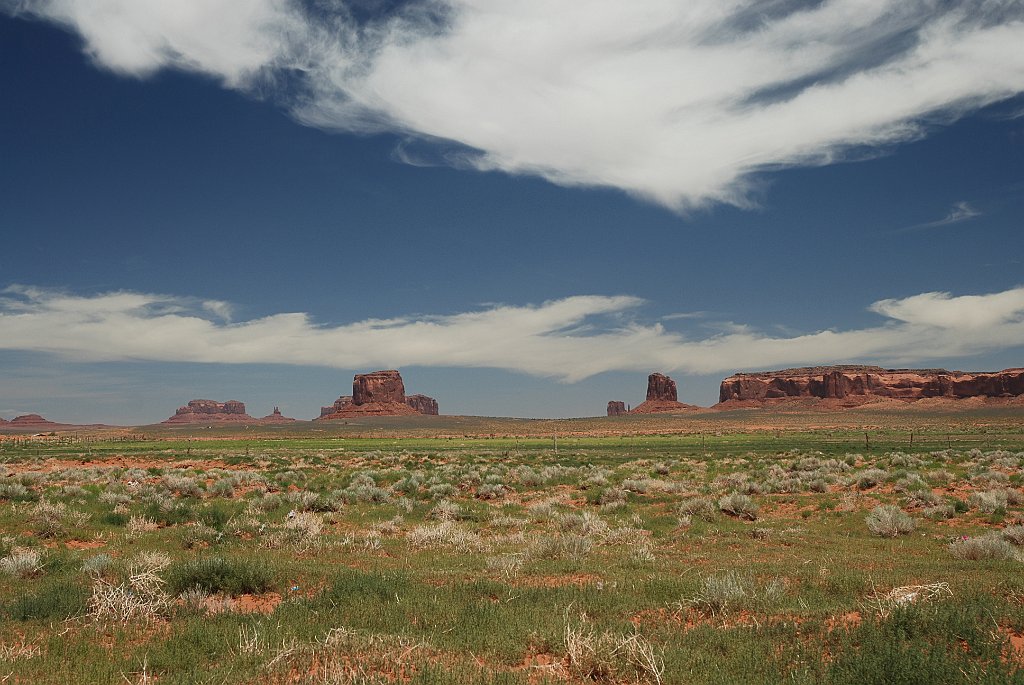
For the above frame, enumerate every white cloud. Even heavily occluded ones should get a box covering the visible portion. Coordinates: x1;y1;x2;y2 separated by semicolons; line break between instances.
6;0;1024;210
901;200;983;231
1;284;1023;379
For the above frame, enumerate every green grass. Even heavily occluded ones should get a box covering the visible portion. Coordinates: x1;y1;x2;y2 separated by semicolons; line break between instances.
0;414;1023;683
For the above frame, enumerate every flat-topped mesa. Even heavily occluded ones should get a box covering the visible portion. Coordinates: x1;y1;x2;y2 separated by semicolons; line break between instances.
718;366;1024;405
405;394;439;416
319;370;437;418
162;399;256;424
260;406;296;423
607;401;627;416
630;372;702;414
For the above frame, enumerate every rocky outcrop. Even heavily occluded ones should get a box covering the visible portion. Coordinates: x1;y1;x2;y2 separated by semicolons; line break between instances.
629;373;702;414
646;373;678;402
260;407;296;423
405;394;439;416
718;366;1024;406
607;401;627;416
162;400;256;424
318;370;437;418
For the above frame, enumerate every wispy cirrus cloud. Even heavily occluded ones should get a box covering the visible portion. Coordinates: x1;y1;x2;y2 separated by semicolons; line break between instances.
900;200;983;232
2;284;1023;380
5;0;1024;211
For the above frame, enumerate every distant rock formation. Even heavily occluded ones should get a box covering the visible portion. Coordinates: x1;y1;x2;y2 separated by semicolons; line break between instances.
9;414;58;427
629;373;702;414
405;394;439;416
607;401;627;416
260;407;296;423
318;370;438;418
320;396;353;418
0;416;7;425
162;399;255;424
718;366;1024;406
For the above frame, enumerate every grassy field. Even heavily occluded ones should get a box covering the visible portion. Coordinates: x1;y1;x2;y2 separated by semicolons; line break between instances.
1;412;1023;683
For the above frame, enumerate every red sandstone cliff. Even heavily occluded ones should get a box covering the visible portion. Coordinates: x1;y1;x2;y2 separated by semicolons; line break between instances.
718;366;1024;406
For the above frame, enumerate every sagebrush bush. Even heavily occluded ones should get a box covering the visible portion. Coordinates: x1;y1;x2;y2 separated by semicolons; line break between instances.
1002;525;1024;546
718;492;759;520
678;497;717;522
0;547;43;578
856;469;888;490
948;534;1015;561
865;505;916;537
968;489;1008;513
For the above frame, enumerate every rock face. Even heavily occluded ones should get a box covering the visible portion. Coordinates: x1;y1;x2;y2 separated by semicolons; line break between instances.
260;407;296;423
718;366;1024;405
646;373;678;402
163;400;255;424
607;401;627;416
318;370;437;418
405;394;439;416
629;373;701;414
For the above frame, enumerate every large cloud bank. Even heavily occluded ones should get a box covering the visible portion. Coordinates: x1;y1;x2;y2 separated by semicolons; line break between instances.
6;0;1024;209
2;285;1023;380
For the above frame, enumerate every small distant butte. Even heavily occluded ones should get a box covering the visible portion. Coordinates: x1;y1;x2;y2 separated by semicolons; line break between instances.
609;372;702;415
260;407;296;423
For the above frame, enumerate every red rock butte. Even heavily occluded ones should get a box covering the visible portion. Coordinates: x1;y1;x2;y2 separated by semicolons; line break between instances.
317;370;439;419
162;399;255;424
606;401;628;416
718;366;1024;407
626;373;702;414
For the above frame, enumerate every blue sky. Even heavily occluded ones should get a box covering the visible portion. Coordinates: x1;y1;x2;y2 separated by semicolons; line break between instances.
1;1;1023;423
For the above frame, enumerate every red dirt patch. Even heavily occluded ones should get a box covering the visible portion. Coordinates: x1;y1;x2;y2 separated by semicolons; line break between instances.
826;611;862;631
1002;628;1024;665
203;592;282;615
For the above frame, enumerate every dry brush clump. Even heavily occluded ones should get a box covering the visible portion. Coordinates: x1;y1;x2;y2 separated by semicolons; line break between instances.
686;570;785;616
266;511;324;552
89;551;172;623
564;614;664;684
406;520;485;552
0;547;43;578
868;582;953;618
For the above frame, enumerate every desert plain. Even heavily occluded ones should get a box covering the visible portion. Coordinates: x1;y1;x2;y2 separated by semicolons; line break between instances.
1;402;1023;684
